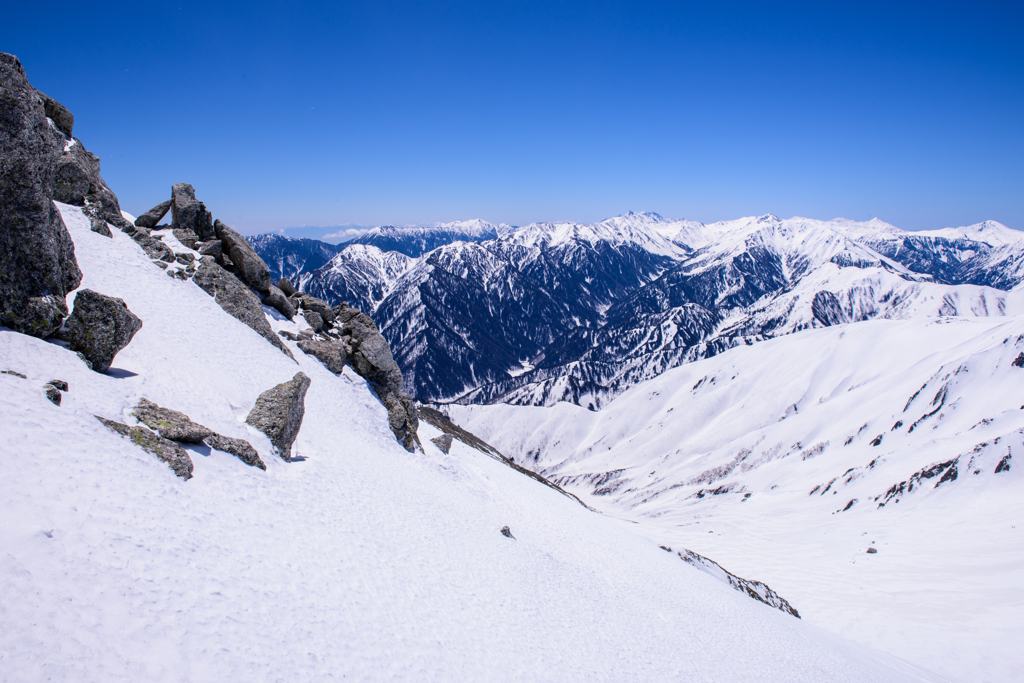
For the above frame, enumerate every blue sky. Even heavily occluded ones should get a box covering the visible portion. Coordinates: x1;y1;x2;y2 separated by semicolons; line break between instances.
3;1;1022;235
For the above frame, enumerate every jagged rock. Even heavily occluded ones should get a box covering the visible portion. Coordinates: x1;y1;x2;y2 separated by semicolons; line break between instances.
168;268;189;281
245;372;311;461
134;232;175;262
0;52;83;337
296;338;350;373
264;284;295;319
43;383;61;405
206;434;266;470
192;256;295;360
298;294;334;323
95;415;193;480
337;302;419;451
303;310;324;332
50;137;128;229
135;199;172;229
170;183;214;240
214;219;271;293
82;203;112;237
219;252;236;272
176;252;196;265
431;433;453;454
152;260;169;270
39;92;73;137
132;398;213;443
197;240;222;259
49;379;68;391
172;228;199;250
60;289;142;373
278;278;295;297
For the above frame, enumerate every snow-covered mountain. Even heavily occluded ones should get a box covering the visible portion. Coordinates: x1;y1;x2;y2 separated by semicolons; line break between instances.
346;219;512;257
250;213;1023;407
449;314;1024;682
245;233;345;283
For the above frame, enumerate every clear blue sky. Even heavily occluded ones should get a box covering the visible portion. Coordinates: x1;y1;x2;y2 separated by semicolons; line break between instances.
3;1;1022;234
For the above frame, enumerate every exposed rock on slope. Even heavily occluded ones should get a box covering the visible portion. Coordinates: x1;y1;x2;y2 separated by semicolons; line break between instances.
193;256;295;360
95;415;194;480
246;372;311;461
59;289;142;372
0;52;82;337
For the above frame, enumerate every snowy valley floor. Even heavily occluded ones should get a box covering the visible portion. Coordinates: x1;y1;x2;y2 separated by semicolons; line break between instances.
451;316;1024;682
0;206;946;681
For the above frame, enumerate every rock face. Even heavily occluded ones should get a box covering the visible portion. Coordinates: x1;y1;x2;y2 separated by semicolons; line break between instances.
0;52;83;337
431;433;453;454
215;220;271;293
60;289;142;373
171;183;214;240
245;372;311;461
52;140;128;229
192;256;294;359
337;303;419;452
96;416;194;480
132;398;214;443
206;434;266;470
135;199;172;229
296;338;350;373
264;285;295;319
39;92;73;137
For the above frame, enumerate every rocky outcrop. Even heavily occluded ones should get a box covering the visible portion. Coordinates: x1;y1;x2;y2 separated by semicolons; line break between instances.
206;434;266;470
96;415;194;480
245;372;311;461
134;199;172;229
39;92;73;138
171;183;214;240
0;52;83;338
264;284;295;319
52;139;129;229
431;433;453;454
132;397;266;470
132;397;213;443
215;219;271;293
59;289;142;373
337;303;419;452
193;256;294;359
296;338;350;373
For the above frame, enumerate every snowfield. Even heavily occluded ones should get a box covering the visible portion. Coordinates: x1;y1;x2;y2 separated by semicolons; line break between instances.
450;315;1024;682
0;206;947;680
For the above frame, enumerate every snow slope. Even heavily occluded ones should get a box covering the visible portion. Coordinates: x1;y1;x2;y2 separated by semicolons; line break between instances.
449;316;1024;682
0;205;941;681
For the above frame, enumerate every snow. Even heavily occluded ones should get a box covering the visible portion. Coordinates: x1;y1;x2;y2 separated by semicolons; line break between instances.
0;203;943;681
450;315;1024;682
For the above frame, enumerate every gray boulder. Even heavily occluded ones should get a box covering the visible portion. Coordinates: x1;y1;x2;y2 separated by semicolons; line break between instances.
60;289;142;372
49;379;68;391
96;415;193;480
298;294;334;323
214;219;271;293
39;92;73;138
170;183;214;240
278;278;295;297
303;310;324;332
206;434;266;470
43;383;61;405
134;232;175;262
192;256;294;360
245;372;311;461
197;240;223;259
135;199;172;229
296;338;350;373
431;433;453;454
0;52;83;337
132;398;214;443
172;228;199;250
264;284;295;319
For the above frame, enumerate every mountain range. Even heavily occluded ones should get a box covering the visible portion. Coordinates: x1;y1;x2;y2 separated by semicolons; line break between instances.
249;212;1024;407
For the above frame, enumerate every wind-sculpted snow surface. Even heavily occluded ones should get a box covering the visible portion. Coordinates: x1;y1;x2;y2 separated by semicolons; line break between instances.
0;205;941;682
450;316;1024;681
